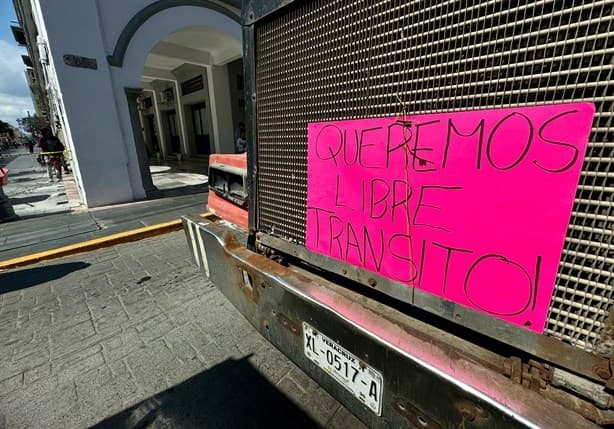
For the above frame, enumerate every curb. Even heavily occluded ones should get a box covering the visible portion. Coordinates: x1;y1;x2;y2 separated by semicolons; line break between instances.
0;213;214;270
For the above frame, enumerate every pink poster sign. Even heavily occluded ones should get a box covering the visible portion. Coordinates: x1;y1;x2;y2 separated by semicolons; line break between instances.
306;103;594;332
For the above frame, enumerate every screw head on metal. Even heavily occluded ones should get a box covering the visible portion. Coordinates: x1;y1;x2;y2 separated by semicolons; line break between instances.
594;363;612;380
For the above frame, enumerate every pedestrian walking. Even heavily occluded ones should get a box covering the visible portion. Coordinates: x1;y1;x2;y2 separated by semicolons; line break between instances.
37;126;65;181
27;140;34;153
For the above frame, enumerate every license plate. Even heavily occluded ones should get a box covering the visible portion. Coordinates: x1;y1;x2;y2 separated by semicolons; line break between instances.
303;323;383;415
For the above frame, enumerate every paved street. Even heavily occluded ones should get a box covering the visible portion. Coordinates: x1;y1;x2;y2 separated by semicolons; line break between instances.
0;231;364;428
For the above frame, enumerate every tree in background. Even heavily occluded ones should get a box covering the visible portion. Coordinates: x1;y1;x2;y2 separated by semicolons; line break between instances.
17;115;47;136
0;120;15;139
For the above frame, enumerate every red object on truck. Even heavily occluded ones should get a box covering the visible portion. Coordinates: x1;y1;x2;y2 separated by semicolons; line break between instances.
0;168;8;186
206;154;247;229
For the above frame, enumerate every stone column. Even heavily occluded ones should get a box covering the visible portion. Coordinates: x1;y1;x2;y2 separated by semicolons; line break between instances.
208;64;234;154
125;88;156;195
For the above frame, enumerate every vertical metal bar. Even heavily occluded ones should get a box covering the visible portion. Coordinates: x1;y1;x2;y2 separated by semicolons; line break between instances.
243;22;257;234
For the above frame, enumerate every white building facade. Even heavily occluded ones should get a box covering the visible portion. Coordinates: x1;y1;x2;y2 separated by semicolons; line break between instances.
16;0;243;207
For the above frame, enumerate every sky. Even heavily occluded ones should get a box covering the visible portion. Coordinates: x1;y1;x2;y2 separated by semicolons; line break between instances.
0;1;34;127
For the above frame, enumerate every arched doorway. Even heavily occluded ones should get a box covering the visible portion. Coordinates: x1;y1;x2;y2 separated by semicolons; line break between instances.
137;26;243;196
139;26;242;157
108;2;241;199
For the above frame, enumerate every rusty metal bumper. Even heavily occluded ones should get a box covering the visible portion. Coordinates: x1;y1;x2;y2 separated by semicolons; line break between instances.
182;217;597;429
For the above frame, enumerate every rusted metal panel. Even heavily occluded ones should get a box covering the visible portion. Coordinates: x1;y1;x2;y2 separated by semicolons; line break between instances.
257;233;610;385
541;387;614;427
597;306;614;358
183;217;600;428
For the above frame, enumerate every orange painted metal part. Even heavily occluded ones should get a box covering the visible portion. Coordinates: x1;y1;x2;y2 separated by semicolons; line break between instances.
209;153;247;169
207;153;248;229
207;192;248;229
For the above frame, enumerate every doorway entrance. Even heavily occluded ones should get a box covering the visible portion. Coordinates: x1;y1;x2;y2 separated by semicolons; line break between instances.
191;102;211;155
167;110;181;153
146;115;160;153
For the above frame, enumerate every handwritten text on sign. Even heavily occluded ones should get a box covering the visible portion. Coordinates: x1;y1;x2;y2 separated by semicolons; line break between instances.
305;103;594;332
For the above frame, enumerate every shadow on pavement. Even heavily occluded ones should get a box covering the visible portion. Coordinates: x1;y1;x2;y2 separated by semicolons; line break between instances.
147;183;209;200
2;170;41;178
9;194;50;205
11;177;38;183
12;210;72;221
0;262;90;293
92;356;320;429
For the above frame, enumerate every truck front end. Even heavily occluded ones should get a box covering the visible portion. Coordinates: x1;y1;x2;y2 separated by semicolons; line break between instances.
184;1;614;427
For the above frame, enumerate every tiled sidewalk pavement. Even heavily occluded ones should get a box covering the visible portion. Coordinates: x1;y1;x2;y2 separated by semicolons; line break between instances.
0;232;365;429
2;149;79;218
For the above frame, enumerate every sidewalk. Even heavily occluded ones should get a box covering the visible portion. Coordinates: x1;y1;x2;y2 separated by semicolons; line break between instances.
0;149;209;261
1;149;80;218
0;232;363;428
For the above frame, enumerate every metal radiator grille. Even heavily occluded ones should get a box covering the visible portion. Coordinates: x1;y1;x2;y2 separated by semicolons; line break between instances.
255;0;614;352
